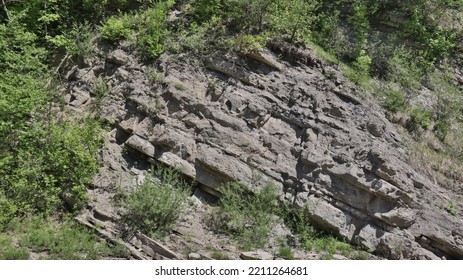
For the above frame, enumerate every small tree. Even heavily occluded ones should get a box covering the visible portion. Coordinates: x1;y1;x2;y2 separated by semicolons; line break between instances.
225;0;274;32
268;0;319;43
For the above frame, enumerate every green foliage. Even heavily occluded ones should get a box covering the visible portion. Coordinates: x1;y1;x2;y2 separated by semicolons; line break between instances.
382;89;407;113
231;34;267;53
0;15;102;227
349;49;372;84
8;217;129;259
445;201;458;216
402;7;458;63
188;0;222;24
174;83;188;91
101;15;132;42
133;1;174;58
223;0;274;33
425;70;463;140
312;10;350;62
146;68;167;86
278;246;295;260
92;76;112;111
0;118;102;217
409;108;432;130
267;0;318;43
121;168;190;239
211;182;278;250
385;46;427;91
211;251;231;260
166;17;226;56
282;206;352;257
0;234;30;260
63;22;98;57
348;0;373;58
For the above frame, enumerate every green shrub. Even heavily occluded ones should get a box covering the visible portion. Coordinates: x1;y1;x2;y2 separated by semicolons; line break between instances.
349;50;372;84
231;34;267;53
134;1;173;58
121;168;190;239
402;8;458;63
223;0;274;33
211;181;278;250
64;21;98;57
101;15;132;42
385;46;427;91
410;108;432;130
348;0;372;57
188;0;222;24
382;89;406;113
146;68;166;85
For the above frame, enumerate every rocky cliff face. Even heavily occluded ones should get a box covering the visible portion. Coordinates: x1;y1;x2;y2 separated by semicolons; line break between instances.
63;42;463;260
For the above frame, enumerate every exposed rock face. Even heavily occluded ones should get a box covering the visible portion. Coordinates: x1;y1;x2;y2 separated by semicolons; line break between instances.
63;44;463;260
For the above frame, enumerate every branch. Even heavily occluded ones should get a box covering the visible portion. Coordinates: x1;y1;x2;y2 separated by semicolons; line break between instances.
2;0;10;20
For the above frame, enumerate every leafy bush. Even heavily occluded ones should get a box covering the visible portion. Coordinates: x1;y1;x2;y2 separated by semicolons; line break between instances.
385;46;427;91
409;108;432;130
64;21;98;57
231;34;267;53
134;1;173;58
101;15;132;42
312;11;350;62
402;8;458;63
382;89;407;113
348;50;372;84
188;0;222;24
121;168;190;238
223;0;274;33
211;182;278;250
348;0;372;57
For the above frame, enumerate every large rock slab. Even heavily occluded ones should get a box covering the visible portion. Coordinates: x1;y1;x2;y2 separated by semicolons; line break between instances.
63;43;463;260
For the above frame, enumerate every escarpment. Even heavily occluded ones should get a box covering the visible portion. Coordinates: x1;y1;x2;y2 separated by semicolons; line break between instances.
63;43;463;260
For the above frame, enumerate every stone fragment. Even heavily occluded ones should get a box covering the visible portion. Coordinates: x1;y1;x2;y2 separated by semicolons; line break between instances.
240;250;273;260
188;253;202;260
244;50;283;71
107;49;129;65
125;135;155;157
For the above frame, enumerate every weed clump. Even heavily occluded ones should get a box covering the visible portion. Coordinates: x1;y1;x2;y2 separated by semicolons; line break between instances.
121;168;191;239
211;182;278;250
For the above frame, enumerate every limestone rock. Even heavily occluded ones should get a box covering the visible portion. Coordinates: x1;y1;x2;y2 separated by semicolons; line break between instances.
240;250;273;260
188;252;202;260
107;49;130;66
125;135;155;157
244;50;283;71
63;42;463;260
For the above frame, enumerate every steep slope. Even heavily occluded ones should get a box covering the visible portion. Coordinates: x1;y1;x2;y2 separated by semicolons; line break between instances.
62;40;463;260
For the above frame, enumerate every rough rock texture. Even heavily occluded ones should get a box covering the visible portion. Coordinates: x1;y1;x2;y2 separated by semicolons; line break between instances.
63;43;463;260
